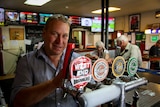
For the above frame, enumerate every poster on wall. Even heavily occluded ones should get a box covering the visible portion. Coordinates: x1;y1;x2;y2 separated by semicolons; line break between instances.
129;14;140;32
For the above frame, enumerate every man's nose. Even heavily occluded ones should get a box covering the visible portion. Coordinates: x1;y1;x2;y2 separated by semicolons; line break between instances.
55;35;63;43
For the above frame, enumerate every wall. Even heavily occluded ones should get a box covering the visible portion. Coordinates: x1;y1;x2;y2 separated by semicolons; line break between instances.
2;26;25;74
115;10;160;32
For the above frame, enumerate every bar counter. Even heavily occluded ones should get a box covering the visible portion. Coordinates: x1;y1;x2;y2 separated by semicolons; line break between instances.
125;82;160;107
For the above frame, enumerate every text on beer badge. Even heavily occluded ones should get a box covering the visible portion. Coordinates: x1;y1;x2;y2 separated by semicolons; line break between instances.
92;58;109;82
70;56;92;89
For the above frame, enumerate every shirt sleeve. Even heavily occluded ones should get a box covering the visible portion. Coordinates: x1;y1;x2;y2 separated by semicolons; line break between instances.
130;45;142;66
104;50;109;54
10;56;33;105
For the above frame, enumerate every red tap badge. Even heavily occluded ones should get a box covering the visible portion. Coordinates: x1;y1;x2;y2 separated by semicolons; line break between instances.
70;56;92;90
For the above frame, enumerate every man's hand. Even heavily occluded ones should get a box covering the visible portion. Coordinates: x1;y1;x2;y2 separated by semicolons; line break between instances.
52;70;65;88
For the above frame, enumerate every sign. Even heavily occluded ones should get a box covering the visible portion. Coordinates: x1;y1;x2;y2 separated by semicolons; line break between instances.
112;56;126;77
70;56;92;90
92;58;109;82
127;57;138;76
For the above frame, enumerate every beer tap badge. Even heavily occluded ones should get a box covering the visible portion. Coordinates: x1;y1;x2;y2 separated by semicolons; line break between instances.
92;58;109;82
70;56;92;89
127;57;138;76
112;56;126;77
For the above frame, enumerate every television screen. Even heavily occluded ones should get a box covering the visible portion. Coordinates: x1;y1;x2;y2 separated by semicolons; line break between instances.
20;12;38;24
151;35;159;42
5;10;20;25
108;17;115;32
81;17;92;26
0;8;5;26
69;16;81;25
39;13;53;24
91;17;115;33
91;17;101;32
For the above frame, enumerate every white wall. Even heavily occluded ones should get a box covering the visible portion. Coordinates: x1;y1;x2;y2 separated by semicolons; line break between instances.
2;25;25;74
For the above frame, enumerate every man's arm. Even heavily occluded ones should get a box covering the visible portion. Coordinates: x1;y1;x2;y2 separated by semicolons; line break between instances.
13;70;64;107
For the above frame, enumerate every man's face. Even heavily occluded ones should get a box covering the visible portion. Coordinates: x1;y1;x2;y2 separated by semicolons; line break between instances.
117;40;122;47
43;20;70;56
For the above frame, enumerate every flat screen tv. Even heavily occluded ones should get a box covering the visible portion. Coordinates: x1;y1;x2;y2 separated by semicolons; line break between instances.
81;17;92;26
0;8;5;26
108;17;115;32
39;13;53;24
5;10;20;25
91;17;101;32
91;17;115;33
20;12;38;24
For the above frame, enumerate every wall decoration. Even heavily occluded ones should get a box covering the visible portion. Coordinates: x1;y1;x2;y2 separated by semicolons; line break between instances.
129;14;140;32
9;28;24;40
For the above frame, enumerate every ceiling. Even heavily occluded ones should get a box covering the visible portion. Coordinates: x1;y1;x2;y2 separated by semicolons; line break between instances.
0;0;160;17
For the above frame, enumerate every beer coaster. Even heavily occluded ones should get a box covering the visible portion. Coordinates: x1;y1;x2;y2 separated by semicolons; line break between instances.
92;58;109;82
127;57;138;76
112;56;126;77
70;56;92;89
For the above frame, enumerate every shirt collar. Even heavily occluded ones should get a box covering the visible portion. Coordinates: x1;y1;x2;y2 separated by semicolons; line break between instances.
125;43;131;50
36;45;66;60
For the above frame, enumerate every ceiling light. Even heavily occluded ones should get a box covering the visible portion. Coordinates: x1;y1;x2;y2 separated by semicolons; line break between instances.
92;7;121;14
24;0;51;6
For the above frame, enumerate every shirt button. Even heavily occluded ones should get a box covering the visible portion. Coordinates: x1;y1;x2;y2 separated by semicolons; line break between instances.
57;102;61;106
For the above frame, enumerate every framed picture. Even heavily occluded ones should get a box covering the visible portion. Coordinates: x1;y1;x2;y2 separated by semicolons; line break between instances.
9;28;24;40
129;14;140;32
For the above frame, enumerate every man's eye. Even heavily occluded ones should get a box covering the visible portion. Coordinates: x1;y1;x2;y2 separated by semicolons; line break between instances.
51;32;58;37
63;34;69;38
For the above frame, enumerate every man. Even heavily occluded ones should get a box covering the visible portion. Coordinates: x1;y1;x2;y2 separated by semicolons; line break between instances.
115;35;142;67
10;14;80;107
149;40;160;69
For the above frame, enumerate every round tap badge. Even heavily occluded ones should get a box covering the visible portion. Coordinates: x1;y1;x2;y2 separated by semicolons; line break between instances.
127;57;138;76
70;56;92;89
112;56;126;77
92;58;109;82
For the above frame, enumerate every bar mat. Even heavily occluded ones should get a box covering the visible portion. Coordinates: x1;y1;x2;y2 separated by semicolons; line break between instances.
151;101;160;107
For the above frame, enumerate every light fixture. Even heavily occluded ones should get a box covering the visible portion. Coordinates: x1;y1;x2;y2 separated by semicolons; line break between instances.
92;7;121;14
24;0;51;6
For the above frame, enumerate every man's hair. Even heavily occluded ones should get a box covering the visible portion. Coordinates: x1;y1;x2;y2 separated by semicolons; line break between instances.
44;14;71;29
156;39;160;45
116;35;129;42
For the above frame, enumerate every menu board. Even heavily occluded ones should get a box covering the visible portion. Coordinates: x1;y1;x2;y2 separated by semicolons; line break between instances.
0;8;4;26
5;10;20;25
69;16;81;25
39;13;53;24
20;12;38;24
